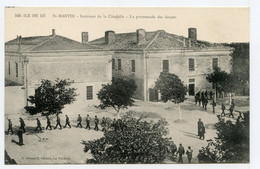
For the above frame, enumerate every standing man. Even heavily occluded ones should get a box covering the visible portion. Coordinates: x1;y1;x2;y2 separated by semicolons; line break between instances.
221;103;226;116
197;118;204;138
7;119;14;135
64;115;71;128
54;114;62;129
204;97;208;110
186;146;193;163
17;128;24;146
46;116;52;130
85;114;91;129
198;91;202;106
35;118;42;132
94;116;99;131
201;92;205;108
212;99;216;113
194;93;199;105
177;143;185;163
200;125;205;140
76;114;82;128
19;117;26;133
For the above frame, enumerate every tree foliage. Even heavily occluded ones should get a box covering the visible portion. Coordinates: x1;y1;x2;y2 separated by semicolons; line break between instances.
27;79;78;115
206;67;235;95
197;115;249;163
155;72;187;104
82;111;175;164
228;43;249;95
97;78;137;117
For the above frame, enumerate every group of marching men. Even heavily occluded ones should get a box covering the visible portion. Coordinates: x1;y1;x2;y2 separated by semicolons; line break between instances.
6;114;125;145
194;90;237;118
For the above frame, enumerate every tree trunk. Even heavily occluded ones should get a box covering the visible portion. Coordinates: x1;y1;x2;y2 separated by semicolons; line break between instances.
117;110;120;119
229;93;232;106
178;103;182;121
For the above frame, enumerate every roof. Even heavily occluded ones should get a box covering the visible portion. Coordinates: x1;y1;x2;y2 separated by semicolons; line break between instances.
5;35;100;52
88;30;231;51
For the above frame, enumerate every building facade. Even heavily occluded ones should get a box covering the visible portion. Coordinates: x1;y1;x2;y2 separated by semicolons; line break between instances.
89;28;233;101
5;30;113;107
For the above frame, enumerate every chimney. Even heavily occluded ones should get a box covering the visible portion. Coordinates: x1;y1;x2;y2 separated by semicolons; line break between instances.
81;32;88;43
188;28;197;42
105;31;115;44
137;29;146;44
18;36;22;51
52;29;56;36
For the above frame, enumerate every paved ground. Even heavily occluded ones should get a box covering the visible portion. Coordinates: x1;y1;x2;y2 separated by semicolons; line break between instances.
4;90;249;164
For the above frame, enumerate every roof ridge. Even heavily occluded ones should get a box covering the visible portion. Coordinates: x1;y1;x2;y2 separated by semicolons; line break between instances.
26;35;57;51
144;30;162;51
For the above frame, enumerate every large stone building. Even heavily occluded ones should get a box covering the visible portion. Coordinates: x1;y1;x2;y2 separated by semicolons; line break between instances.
89;28;233;101
5;29;113;107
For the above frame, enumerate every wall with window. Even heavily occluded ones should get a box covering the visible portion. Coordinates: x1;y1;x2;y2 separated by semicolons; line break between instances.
112;51;145;100
5;52;24;85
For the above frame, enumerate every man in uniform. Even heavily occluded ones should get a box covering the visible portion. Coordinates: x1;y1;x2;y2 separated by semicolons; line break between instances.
64;115;71;128
76;114;82;128
35;118;42;132
46;116;52;130
204;97;208;110
19;117;26;133
186;146;193;163
7;119;14;135
101;117;107;132
221;103;226;116
54;114;62;129
85;114;91;129
229;104;235;118
94;116;99;131
17;128;24;146
177;143;185;163
198;91;202;106
197;118;204;138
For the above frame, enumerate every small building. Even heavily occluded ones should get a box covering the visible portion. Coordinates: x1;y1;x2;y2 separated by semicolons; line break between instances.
89;28;233;101
5;29;113;107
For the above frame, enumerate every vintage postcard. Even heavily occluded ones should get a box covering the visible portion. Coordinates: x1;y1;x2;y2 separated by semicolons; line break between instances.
3;7;250;166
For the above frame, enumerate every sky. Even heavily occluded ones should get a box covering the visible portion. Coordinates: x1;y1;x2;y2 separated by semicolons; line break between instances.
5;7;249;43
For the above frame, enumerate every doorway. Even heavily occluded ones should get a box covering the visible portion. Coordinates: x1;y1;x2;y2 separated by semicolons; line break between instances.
189;84;195;96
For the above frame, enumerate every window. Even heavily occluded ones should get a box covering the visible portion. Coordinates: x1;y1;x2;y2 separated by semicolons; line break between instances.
118;59;121;70
15;62;18;77
112;59;115;69
162;60;169;72
86;86;93;100
189;59;195;71
189;78;195;83
212;58;218;69
8;62;10;75
131;60;135;72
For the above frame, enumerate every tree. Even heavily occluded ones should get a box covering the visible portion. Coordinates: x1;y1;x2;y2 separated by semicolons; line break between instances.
228;43;249;95
197;115;249;163
82;111;175;164
206;67;232;99
27;79;78;115
97;78;137;119
154;72;187;120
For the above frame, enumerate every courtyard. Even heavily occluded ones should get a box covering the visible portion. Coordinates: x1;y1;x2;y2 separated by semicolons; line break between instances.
4;86;249;164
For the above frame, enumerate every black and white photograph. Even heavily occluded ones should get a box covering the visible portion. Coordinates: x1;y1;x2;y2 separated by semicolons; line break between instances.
3;7;251;165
